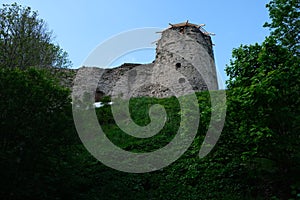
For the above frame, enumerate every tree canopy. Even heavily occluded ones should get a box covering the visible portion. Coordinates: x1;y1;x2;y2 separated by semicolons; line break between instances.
264;0;300;55
0;3;72;69
225;0;300;198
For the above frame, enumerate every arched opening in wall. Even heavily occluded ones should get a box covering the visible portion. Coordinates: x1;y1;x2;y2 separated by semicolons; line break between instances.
175;63;181;70
95;89;105;102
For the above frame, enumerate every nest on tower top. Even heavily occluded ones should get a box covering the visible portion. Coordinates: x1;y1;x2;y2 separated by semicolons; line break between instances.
167;20;215;36
169;21;203;29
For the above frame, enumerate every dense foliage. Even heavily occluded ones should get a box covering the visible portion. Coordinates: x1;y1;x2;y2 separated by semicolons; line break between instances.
224;0;300;198
0;3;72;69
264;0;300;56
225;41;300;198
2;82;298;199
0;68;78;199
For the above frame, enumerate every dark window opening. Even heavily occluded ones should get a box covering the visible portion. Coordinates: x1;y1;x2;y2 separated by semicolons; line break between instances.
175;63;181;69
95;90;105;102
179;27;184;33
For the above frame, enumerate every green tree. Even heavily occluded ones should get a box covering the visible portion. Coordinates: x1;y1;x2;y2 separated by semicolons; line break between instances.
0;67;80;199
264;0;300;55
0;3;72;69
225;0;300;198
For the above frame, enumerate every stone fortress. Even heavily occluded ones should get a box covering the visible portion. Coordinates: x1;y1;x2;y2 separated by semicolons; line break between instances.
72;21;219;101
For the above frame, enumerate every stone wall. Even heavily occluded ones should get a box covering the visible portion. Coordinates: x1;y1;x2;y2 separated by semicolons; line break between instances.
69;23;219;101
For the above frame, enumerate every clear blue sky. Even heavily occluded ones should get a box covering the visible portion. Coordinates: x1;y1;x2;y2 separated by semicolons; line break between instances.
3;0;271;87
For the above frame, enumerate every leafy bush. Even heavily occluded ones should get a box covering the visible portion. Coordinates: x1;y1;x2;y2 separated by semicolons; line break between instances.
0;67;79;199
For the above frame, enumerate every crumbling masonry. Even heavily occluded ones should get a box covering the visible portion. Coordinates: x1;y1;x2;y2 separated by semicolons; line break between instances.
72;22;219;101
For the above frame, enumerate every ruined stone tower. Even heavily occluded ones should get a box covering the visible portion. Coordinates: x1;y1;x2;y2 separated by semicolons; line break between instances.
155;22;218;91
72;22;219;101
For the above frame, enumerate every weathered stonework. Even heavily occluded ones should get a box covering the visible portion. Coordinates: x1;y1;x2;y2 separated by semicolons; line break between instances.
71;22;219;101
